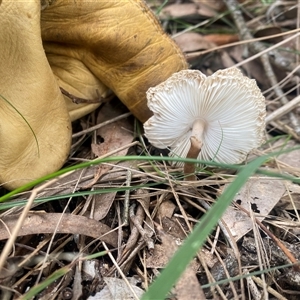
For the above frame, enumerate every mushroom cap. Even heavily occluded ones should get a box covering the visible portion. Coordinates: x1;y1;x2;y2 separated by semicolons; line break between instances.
144;68;266;165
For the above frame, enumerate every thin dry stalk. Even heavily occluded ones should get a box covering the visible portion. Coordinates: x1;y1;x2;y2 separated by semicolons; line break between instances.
72;112;132;138
186;28;300;59
102;242;140;300
235;203;300;271
266;95;300;123
252;275;288;300
0;176;69;271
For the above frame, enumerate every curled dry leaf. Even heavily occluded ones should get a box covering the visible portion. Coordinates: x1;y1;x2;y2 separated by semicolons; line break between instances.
0;212;118;247
175;32;238;64
222;176;286;241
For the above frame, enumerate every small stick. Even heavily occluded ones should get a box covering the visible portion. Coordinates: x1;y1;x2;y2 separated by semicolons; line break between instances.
102;242;140;300
266;95;300;124
72;112;132;138
123;169;132;226
129;204;154;251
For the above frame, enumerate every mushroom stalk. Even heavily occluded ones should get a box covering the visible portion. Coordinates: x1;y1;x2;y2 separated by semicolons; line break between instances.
184;119;205;181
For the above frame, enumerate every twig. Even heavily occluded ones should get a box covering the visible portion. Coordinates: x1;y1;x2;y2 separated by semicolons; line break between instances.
119;241;145;275
72;112;132;138
129;204;154;251
266;95;300;124
269;121;300;141
102;242;140;300
245;270;261;300
121;203;145;260
123;170;132;226
260;54;300;134
224;0;296;72
252;275;288;300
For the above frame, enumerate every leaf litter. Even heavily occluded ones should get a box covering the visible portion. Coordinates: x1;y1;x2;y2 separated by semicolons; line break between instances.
1;0;300;299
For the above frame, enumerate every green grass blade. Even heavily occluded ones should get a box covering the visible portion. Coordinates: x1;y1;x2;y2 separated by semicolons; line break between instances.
0;181;166;210
0;155;242;202
19;265;70;300
1;145;300;202
155;0;168;15
201;261;299;289
141;155;267;300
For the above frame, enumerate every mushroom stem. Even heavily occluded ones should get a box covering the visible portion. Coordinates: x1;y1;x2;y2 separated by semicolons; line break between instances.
184;119;205;180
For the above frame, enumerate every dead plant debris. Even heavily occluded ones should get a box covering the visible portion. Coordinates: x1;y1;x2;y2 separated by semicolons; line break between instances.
1;0;300;299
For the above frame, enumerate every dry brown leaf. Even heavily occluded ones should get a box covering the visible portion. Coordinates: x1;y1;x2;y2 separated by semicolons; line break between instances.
225;45;270;89
145;230;198;269
146;229;204;299
89;192;117;221
254;26;282;43
175;268;206;300
159;1;224;19
24;166;100;200
146;243;172;269
161;216;187;240
156;200;176;220
277;140;300;170
222;176;286;241
85;161;138;221
88;277;144;300
278;182;300;210
174;32;216;53
192;0;225;13
199;248;217;269
92;102;133;158
160;3;199;18
0;212;118;247
204;33;239;46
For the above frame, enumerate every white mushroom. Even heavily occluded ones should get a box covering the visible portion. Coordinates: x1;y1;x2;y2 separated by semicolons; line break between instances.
144;68;266;179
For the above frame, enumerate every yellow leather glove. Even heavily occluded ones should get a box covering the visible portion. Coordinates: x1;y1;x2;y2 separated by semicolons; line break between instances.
0;1;71;190
41;0;187;122
0;0;187;190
